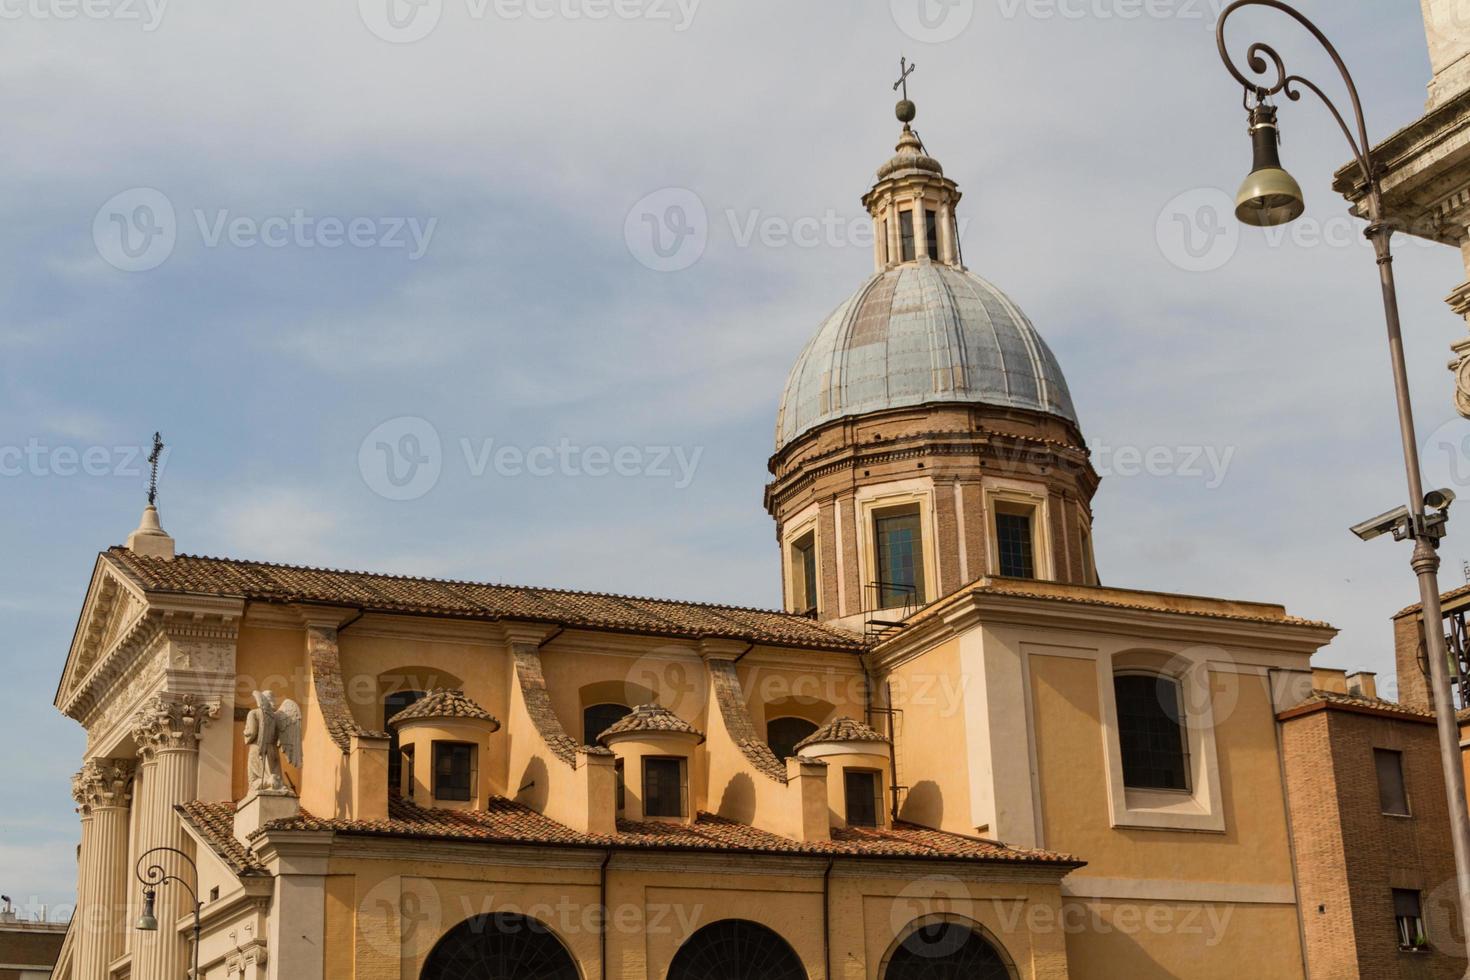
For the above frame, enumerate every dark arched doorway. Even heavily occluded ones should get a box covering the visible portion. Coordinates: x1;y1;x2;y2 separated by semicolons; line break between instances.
882;918;1015;980
666;919;806;980
421;913;580;980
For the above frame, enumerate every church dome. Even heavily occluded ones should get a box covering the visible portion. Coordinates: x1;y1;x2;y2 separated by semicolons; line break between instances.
775;262;1079;450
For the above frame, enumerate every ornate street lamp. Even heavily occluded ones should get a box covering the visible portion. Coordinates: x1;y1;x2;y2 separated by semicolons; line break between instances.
1217;0;1470;959
135;845;202;979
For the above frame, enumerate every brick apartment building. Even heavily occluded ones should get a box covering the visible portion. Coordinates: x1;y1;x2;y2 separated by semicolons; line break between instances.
1281;671;1462;979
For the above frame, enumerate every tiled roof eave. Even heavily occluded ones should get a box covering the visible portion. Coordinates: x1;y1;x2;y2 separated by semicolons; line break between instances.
104;549;869;654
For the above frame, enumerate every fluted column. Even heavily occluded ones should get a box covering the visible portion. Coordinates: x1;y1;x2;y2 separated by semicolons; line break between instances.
69;776;96;977
132;694;219;980
72;759;135;980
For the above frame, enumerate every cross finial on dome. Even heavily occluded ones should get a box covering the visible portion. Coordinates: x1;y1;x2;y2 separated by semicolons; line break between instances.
893;56;917;125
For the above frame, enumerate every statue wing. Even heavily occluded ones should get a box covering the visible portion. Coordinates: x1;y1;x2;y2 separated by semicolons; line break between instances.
275;699;303;768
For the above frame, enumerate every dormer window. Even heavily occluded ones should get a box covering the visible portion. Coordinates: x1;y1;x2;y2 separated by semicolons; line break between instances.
843;769;882;827
433;742;476;802
384;689;425;796
642;757;687;818
899;209;916;262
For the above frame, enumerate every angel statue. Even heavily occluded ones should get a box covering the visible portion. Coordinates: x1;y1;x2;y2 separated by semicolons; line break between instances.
243;690;302;794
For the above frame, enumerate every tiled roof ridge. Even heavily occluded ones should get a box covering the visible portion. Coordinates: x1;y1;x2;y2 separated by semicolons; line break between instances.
108;547;854;623
388;689;499;727
597;703;704;743
201;795;1082;867
1306;688;1434;715
795;716;888;750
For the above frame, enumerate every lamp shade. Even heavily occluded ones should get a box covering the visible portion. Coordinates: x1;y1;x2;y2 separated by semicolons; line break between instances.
1235;102;1305;227
135;890;157;931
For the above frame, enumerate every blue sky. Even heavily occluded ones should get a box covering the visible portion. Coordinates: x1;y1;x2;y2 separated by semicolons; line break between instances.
3;0;1468;914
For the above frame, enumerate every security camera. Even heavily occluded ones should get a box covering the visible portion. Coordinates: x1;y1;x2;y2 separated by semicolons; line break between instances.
1350;504;1412;542
1426;488;1457;511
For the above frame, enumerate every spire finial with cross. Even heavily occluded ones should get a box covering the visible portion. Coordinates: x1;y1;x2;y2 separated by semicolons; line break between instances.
893;56;916;100
893;57;918;124
146;432;164;506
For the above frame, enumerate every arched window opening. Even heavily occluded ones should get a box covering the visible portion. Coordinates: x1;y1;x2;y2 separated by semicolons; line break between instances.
385;689;426;796
883;919;1014;980
420;913;579;980
584;703;633;745
1114;672;1190;791
766;717;819;761
666;920;806;980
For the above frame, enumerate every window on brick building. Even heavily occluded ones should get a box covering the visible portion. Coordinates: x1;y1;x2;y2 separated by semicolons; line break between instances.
1375;748;1410;816
1395;889;1428;950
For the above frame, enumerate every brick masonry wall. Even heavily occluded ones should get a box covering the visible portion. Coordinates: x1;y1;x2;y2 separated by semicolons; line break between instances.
1283;706;1463;978
1395;613;1433;711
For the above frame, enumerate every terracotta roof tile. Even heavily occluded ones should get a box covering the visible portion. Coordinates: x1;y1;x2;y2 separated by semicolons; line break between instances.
176;801;267;875
388;689;500;729
180;795;1078;868
106;548;866;653
1279;688;1437;723
794;717;888;750
597;704;703;744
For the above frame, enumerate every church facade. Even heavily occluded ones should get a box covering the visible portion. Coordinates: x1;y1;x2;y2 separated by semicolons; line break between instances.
48;96;1466;980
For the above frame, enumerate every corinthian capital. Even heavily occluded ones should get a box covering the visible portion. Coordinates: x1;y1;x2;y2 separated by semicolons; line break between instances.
133;693;220;755
71;758;136;813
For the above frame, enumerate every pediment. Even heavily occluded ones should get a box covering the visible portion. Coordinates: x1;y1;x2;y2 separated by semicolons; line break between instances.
55;555;153;713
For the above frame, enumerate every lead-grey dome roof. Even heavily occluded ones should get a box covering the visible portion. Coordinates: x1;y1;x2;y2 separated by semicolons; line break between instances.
775;263;1078;450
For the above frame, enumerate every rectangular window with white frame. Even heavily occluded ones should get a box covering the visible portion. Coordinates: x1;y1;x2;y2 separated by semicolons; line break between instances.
985;487;1050;581
873;504;926;609
790;530;818;617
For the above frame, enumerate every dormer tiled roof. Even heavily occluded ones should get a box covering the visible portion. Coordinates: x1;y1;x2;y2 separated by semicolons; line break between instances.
104;548;866;652
387;690;500;729
794;717;888;751
177;797;1084;869
597;704;704;744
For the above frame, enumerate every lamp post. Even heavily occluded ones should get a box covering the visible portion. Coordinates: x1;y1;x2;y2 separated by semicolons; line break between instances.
1217;0;1470;961
134;845;202;979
